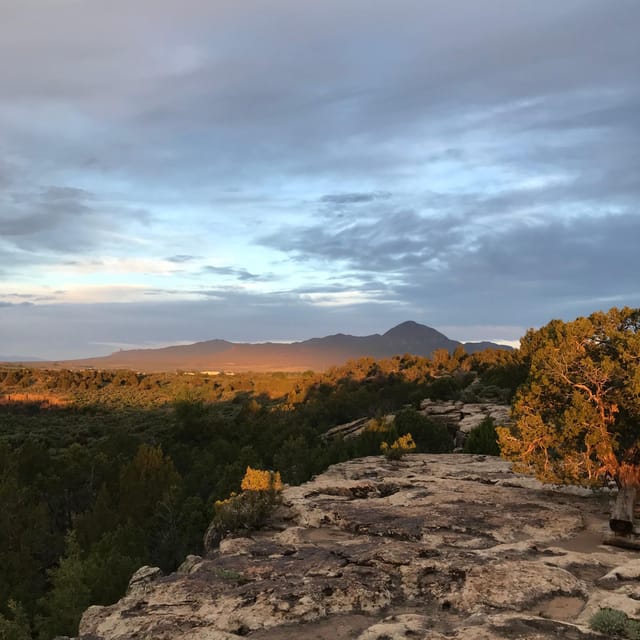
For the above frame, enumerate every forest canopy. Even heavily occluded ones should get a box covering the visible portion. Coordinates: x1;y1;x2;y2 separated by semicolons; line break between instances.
0;348;522;638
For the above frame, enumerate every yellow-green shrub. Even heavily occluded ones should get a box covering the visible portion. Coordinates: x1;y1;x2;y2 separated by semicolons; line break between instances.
211;467;283;536
380;433;416;460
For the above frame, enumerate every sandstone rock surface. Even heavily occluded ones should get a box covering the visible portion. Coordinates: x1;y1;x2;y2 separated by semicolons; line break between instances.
323;401;512;446
78;455;636;640
419;399;512;437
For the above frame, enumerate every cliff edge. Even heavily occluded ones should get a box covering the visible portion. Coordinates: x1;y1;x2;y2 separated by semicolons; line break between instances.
77;455;638;640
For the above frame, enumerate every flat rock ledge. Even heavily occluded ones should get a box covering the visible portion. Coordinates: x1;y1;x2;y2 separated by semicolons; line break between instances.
77;454;638;640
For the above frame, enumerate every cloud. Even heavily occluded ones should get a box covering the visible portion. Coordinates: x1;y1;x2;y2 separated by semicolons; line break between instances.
0;300;34;308
2;0;638;191
0;184;150;260
201;265;270;282
0;1;638;357
320;192;392;205
166;254;199;263
263;201;640;328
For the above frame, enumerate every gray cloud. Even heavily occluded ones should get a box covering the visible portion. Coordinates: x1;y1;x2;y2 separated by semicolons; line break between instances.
3;1;638;189
166;254;199;263
0;183;150;262
320;192;392;206
201;265;270;282
0;300;34;308
0;1;638;357
263;199;640;328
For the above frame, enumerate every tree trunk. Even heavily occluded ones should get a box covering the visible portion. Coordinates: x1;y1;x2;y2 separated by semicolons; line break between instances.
610;482;637;535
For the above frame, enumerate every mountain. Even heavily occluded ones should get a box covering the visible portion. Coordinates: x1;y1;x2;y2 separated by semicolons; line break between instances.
48;321;512;372
0;355;43;362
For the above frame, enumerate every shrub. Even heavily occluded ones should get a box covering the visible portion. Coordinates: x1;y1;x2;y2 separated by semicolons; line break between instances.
380;433;416;460
424;376;460;401
464;417;500;455
394;409;453;453
627;620;640;640
240;467;283;492
211;467;282;537
589;607;640;637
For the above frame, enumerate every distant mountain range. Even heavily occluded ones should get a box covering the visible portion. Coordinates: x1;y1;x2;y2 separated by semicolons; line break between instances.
33;321;512;372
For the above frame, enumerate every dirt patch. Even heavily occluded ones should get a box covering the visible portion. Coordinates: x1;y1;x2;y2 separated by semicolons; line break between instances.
556;528;606;553
565;563;609;583
536;595;586;621
552;514;609;553
246;613;375;639
300;527;356;545
494;616;602;639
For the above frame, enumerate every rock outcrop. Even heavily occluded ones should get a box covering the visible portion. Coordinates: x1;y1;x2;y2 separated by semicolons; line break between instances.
322;401;512;446
78;455;635;640
321;415;395;441
419;399;512;442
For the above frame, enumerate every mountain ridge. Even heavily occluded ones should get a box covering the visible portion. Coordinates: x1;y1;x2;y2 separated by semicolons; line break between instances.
32;321;513;372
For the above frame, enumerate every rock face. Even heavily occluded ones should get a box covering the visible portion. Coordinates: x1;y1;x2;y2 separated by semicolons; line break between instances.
419;399;512;433
322;401;512;446
321;415;395;442
78;455;635;640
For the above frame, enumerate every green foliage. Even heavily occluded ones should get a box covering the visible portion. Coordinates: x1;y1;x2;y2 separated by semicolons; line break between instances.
464;417;500;456
394;408;453;453
37;532;91;639
273;435;313;485
629;621;640;640
211;491;277;535
0;445;55;618
423;376;460;401
469;349;527;401
212;567;248;583
0;601;31;640
589;607;640;638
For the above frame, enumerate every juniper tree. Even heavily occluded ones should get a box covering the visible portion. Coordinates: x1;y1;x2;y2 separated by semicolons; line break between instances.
497;307;640;533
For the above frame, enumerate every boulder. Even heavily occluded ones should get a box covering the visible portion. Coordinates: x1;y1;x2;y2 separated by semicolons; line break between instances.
125;565;162;597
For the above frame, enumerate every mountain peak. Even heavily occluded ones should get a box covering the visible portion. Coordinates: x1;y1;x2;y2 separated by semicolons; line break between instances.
383;321;448;341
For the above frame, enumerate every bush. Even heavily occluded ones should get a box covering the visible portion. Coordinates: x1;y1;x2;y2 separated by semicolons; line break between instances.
464;417;500;456
628;620;640;640
424;376;460;401
240;467;282;492
589;607;640;638
394;409;453;453
380;433;416;460
210;467;282;537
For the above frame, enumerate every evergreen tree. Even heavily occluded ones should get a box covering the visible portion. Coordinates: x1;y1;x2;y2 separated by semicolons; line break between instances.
497;307;640;533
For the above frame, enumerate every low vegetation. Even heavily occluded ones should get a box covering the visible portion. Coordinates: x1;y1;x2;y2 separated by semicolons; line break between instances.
380;433;417;460
589;607;640;638
211;467;283;537
4;306;639;640
463;417;500;456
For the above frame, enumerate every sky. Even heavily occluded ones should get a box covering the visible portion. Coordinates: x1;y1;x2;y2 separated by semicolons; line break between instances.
1;0;639;359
